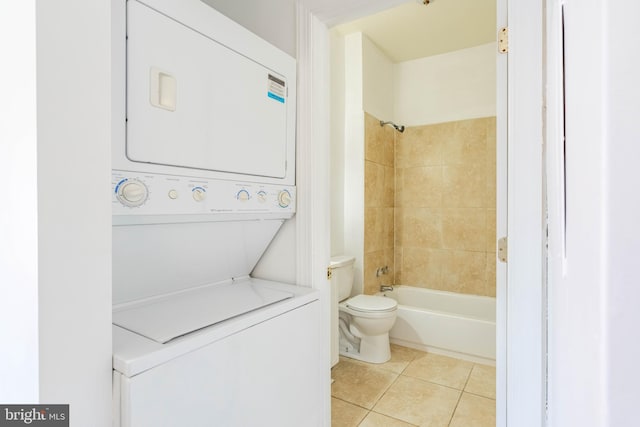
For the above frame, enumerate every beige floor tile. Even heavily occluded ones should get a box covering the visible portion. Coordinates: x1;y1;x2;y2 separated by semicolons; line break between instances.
403;352;474;390
378;344;423;374
358;411;417;427
373;375;460;426
449;393;496;427
465;364;496;399
332;398;368;427
332;358;399;409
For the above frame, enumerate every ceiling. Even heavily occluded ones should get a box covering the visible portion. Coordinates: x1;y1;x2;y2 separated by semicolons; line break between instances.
331;0;496;63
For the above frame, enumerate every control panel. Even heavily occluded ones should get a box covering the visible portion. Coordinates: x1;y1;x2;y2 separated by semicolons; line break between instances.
112;171;296;217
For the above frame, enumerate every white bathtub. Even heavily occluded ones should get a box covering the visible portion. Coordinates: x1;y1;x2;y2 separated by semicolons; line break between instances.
377;286;496;365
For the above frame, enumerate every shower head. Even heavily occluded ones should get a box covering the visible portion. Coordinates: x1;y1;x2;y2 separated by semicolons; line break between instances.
379;120;405;133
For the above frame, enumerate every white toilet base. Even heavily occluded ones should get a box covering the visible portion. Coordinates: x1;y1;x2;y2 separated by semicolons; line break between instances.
339;332;391;364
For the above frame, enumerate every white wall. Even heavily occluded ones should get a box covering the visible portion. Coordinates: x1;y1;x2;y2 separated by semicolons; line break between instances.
603;2;640;424
343;33;366;294
36;1;113;425
394;43;496;126
547;1;640;426
331;32;394;260
0;0;39;403
0;3;113;422
362;36;394;122
201;0;297;58
547;1;606;425
548;0;640;425
330;31;346;257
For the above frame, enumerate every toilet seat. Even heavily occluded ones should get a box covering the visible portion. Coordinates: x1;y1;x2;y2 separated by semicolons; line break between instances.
345;295;397;313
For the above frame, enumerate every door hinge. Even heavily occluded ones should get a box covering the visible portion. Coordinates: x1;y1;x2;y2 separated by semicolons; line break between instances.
498;236;508;263
327;267;332;280
498;27;509;54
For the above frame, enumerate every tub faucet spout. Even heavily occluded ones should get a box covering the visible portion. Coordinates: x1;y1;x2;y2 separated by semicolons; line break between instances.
380;285;394;292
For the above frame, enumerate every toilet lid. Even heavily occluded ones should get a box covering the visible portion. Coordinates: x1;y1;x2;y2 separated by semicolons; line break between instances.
346;294;397;312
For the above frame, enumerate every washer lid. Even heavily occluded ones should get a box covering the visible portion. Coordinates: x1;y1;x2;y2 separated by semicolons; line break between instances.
346;294;397;312
113;281;293;344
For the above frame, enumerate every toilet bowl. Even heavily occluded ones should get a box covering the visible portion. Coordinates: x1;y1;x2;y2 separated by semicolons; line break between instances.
331;256;397;364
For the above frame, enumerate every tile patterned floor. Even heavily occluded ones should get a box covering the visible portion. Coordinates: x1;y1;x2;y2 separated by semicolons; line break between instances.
331;345;496;427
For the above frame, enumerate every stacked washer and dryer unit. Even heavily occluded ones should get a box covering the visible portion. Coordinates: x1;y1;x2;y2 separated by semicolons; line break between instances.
111;1;322;426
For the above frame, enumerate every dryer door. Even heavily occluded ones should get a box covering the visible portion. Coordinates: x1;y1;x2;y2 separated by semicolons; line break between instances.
126;0;290;179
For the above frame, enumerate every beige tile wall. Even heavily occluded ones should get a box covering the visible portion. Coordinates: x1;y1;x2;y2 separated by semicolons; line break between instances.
363;113;496;297
395;117;496;297
364;113;395;296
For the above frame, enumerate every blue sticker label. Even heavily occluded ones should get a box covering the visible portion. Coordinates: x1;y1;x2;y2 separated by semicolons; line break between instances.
268;92;285;104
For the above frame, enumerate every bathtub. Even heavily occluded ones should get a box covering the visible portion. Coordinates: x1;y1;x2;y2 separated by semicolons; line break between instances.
377;286;496;365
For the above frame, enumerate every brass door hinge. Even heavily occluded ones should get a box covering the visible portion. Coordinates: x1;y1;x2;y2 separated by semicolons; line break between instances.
498;236;508;263
498;27;509;54
327;267;332;280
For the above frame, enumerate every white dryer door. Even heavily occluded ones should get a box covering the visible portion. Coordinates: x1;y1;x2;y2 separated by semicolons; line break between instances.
126;0;290;179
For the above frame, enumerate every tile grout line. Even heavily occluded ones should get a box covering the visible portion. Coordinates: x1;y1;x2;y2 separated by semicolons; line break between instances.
334;348;495;427
360;353;419;427
445;364;476;427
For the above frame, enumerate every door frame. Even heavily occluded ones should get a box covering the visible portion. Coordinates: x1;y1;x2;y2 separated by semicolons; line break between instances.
295;0;545;425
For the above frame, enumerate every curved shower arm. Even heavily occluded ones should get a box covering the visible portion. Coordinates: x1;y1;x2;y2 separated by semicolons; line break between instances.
379;120;405;133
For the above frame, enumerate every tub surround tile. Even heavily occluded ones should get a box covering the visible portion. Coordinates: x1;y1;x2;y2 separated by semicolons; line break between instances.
441;121;487;166
486;253;497;297
399;248;445;289
486;116;496;140
448;393;496;427
485;209;496;252
383;208;395;249
383;165;395;207
365;208;393;254
394;248;404;285
364;112;395;297
331;357;399;409
332;397;369;427
396;126;443;169
486;162;497;209
365;161;386;208
363;249;394;295
365;113;394;167
465;364;497;400
442;208;486;252
359;412;417;427
396;208;443;248
396;166;444;208
441;250;487;296
364;251;383;295
365;115;497;298
442;163;487;209
373;375;460;426
403;353;474;390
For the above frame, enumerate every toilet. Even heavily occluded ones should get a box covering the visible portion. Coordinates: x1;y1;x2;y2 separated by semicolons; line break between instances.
331;255;397;364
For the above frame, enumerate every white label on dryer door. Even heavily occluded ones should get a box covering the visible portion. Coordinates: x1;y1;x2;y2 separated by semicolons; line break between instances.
267;74;286;104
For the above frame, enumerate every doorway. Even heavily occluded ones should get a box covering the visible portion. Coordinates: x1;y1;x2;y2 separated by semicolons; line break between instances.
297;0;545;426
329;1;502;425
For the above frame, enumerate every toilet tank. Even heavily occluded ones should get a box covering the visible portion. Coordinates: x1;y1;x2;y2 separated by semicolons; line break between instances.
330;256;355;302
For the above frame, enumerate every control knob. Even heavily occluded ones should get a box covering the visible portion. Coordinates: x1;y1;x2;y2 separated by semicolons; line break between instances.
278;190;292;208
116;179;148;208
192;187;207;202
